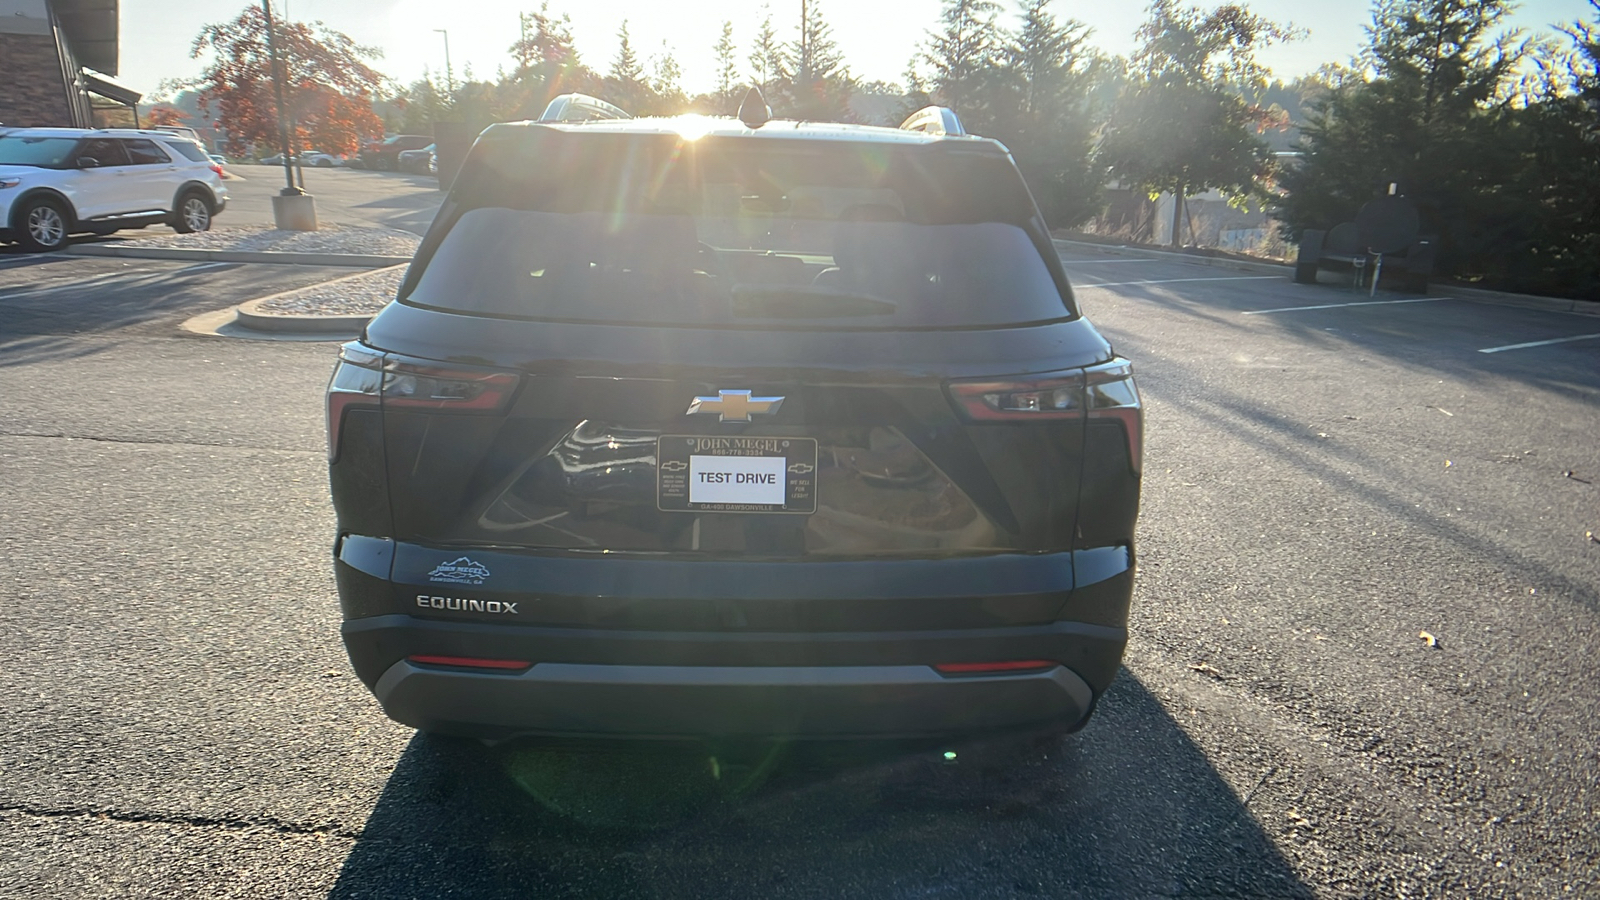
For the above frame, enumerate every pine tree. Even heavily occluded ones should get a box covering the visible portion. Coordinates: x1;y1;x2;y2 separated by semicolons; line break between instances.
610;20;643;83
714;21;739;100
920;0;1003;113
748;7;787;96
784;0;854;119
1277;0;1529;275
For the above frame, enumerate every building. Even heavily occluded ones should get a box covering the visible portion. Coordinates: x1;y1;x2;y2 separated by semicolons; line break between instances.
0;0;142;129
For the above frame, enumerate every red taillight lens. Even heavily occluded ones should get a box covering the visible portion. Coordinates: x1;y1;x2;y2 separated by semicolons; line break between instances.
325;345;522;461
209;163;225;177
934;660;1056;675
946;358;1142;473
947;372;1084;421
407;655;532;671
382;359;520;412
326;341;383;461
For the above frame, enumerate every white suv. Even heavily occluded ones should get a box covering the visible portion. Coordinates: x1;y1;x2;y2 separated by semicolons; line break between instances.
0;127;229;252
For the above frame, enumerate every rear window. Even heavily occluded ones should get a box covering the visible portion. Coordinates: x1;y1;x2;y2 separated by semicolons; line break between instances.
162;140;208;162
404;130;1072;329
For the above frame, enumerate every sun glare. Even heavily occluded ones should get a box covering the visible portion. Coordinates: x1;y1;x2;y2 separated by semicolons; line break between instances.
672;114;717;142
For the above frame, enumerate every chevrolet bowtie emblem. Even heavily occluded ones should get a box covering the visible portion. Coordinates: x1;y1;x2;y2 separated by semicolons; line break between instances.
686;390;785;423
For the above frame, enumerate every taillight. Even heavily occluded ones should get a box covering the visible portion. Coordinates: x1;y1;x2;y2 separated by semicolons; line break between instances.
326;341;383;461
209;163;225;177
947;357;1142;472
947;373;1084;420
381;358;520;412
326;344;521;461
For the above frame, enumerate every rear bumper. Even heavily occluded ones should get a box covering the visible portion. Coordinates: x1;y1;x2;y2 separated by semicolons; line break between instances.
343;614;1123;739
371;656;1095;740
336;538;1133;739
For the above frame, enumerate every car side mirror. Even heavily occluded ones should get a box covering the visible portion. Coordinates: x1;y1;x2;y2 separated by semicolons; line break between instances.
75;157;100;169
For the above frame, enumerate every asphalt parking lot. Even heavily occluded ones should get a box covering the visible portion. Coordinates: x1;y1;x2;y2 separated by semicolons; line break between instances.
0;246;1595;898
217;165;443;234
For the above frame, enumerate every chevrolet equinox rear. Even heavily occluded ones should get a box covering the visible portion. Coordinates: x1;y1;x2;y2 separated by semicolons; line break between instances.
327;95;1142;741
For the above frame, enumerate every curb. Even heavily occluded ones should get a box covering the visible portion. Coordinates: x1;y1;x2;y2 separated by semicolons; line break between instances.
67;243;412;268
231;265;399;334
1444;284;1600;317
1053;238;1293;277
1054;238;1600;316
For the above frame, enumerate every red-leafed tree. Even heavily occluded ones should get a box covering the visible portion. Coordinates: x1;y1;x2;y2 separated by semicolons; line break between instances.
183;6;386;156
144;105;190;127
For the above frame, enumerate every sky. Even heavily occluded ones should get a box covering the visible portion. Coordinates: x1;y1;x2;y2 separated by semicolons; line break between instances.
118;0;1595;100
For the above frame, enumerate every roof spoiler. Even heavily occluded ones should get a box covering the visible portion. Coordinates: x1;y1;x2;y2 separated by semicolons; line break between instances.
539;93;631;123
898;106;966;136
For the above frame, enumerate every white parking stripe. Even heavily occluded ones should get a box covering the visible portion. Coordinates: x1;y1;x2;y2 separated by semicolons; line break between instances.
1059;258;1156;264
1243;297;1446;315
1478;333;1600;354
1075;275;1283;288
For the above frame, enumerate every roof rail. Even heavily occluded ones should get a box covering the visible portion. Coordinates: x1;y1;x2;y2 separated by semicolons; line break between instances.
539;93;630;123
898;106;966;137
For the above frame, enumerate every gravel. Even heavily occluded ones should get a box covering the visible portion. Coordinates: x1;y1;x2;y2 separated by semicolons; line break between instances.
252;265;406;316
112;224;420;258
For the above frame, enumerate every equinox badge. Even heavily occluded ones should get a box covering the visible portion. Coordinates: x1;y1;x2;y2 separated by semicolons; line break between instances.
686;390;785;423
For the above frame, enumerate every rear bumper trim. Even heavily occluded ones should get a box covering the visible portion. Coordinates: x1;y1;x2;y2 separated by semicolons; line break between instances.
373;659;1095;739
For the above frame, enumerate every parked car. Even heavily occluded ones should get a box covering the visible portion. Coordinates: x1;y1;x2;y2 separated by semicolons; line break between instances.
0;127;227;252
359;134;431;171
397;143;435;175
326;94;1144;743
260;150;338;167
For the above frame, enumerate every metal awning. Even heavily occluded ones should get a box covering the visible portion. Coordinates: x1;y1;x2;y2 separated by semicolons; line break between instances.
54;0;119;76
81;69;140;107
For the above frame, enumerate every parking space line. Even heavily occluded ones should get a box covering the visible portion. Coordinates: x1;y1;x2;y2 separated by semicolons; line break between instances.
1242;297;1446;315
1478;333;1600;354
1075;275;1283;288
1059;258;1157;264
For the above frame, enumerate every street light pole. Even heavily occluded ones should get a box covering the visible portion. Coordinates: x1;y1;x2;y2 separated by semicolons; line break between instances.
261;0;299;196
435;29;454;93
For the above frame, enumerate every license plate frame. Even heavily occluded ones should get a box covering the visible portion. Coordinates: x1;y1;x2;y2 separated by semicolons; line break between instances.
657;435;818;514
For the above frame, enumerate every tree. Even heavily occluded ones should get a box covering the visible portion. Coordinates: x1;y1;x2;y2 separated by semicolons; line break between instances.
183;5;386;156
610;20;643;83
605;21;661;115
712;20;740;111
996;0;1103;228
503;4;595;119
919;0;1004;116
1276;0;1531;278
1508;1;1600;297
749;7;788;100
784;1;854;119
144;105;190;127
650;41;686;109
1097;1;1297;246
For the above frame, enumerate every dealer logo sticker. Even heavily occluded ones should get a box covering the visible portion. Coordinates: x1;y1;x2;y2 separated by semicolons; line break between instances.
427;557;491;585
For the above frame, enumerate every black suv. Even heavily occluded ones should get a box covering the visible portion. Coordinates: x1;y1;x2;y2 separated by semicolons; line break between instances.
327;94;1142;742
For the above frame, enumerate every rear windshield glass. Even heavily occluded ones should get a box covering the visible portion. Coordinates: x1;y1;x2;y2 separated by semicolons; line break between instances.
162;140;208;162
0;136;78;168
404;131;1072;328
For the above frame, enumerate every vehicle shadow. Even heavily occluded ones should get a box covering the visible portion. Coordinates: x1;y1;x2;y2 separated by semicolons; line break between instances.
327;672;1310;899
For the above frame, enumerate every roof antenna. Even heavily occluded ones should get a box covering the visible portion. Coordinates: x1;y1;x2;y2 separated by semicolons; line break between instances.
738;86;771;129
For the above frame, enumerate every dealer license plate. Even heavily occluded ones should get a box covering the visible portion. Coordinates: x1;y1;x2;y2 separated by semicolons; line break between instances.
657;435;818;514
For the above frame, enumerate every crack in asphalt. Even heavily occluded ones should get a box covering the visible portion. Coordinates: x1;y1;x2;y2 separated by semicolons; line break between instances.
0;431;320;455
0;803;361;840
